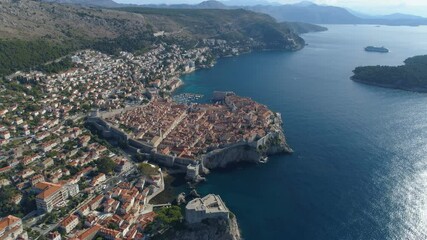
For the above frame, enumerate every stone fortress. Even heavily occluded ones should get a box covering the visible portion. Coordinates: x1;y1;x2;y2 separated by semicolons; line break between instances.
185;194;230;224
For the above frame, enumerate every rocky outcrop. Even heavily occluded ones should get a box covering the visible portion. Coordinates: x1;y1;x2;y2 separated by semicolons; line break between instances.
202;130;292;169
166;216;241;240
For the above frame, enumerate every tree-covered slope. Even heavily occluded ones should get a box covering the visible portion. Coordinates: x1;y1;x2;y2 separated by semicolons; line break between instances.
352;55;427;92
118;7;304;50
0;0;304;77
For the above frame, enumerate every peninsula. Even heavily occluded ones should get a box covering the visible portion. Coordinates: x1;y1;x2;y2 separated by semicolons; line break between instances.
351;55;427;92
88;91;292;179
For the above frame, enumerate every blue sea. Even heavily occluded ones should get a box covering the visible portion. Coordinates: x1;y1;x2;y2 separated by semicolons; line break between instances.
175;25;427;240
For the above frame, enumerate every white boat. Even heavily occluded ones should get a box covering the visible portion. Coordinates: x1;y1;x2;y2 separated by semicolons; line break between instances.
260;156;268;164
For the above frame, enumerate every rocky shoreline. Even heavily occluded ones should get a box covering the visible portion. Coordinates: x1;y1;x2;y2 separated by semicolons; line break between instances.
202;130;292;170
352;78;427;93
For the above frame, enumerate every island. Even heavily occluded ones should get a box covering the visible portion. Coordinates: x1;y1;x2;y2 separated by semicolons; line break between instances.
351;55;427;92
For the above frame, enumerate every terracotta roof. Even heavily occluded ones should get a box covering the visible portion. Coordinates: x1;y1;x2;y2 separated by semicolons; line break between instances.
60;215;78;228
77;224;101;240
35;182;62;200
89;195;103;205
0;215;21;232
100;227;120;238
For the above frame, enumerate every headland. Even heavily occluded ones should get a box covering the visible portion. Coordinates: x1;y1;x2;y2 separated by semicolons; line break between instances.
87;91;292;180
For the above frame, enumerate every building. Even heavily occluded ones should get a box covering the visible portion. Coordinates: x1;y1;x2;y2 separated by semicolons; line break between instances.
11;194;23;205
59;215;79;234
115;159;133;173
0;178;11;187
0;215;27;240
0;131;10;140
186;163;200;181
185;194;229;224
88;195;103;211
40;158;54;169
99;227;121;240
64;183;80;197
75;225;101;240
34;182;66;213
48;231;62;240
91;173;106;187
77;204;90;217
31;174;45;186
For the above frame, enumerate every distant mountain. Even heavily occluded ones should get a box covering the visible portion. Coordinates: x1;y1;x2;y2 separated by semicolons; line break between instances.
246;3;361;24
380;13;425;20
222;0;274;6
142;0;229;10
40;0;427;26
197;0;227;9
292;1;315;7
41;0;121;8
246;2;427;26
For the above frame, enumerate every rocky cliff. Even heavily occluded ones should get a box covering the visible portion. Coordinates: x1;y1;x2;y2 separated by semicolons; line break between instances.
162;216;241;240
202;130;292;169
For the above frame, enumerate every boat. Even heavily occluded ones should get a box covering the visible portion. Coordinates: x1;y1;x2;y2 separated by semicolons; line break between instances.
365;46;389;53
259;156;268;164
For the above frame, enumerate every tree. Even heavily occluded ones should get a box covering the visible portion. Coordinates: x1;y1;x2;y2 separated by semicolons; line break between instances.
145;206;183;234
156;206;183;226
108;223;119;230
0;186;19;217
96;157;117;175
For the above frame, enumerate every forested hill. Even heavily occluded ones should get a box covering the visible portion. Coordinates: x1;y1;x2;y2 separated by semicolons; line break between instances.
0;0;304;77
351;55;427;92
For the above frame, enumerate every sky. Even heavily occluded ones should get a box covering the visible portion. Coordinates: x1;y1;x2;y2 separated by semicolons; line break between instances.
115;0;427;16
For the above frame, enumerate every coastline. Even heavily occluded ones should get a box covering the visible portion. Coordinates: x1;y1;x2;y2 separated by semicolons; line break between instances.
352;77;427;93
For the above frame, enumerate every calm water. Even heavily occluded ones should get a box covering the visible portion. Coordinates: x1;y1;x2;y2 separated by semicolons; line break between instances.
176;25;427;240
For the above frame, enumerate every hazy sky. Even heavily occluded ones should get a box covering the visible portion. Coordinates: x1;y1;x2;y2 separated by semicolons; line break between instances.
115;0;427;16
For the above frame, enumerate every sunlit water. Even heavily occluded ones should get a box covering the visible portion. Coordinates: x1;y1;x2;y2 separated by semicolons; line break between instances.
175;25;427;240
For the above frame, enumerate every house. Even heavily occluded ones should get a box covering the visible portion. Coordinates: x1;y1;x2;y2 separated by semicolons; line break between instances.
99;227;121;240
77;204;90;217
0;166;12;174
11;194;23;205
41;140;59;152
31;175;45;186
47;231;61;240
0;109;8;116
114;160;133;173
88;195;103;211
0;215;27;240
75;225;101;240
40;158;54;169
59;215;79;234
19;168;35;179
79;135;91;147
0;131;10;140
0;178;11;187
90;173;106;187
